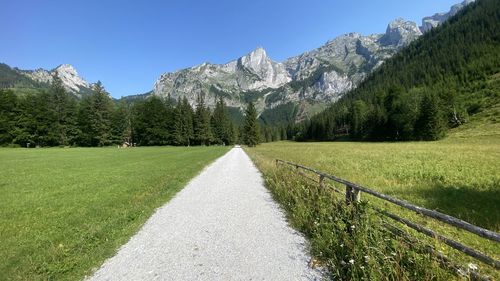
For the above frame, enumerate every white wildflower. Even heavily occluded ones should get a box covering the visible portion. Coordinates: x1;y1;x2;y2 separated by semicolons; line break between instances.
468;263;478;271
350;225;356;230
349;259;355;265
360;266;365;270
340;243;344;248
364;255;370;262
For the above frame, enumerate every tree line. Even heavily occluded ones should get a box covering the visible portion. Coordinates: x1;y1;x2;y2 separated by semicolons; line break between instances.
0;74;263;147
290;0;499;142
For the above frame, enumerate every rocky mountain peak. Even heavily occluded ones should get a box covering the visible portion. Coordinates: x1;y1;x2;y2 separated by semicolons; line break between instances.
55;64;77;74
420;0;475;32
239;47;270;72
53;64;89;93
380;18;422;47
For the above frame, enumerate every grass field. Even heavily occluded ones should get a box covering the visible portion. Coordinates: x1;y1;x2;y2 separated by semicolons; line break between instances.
0;146;229;280
245;129;499;279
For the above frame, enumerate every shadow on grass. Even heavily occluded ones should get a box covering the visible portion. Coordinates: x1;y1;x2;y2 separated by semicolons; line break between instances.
408;184;499;232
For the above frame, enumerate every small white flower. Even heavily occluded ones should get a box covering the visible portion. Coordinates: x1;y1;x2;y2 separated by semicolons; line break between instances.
360;266;365;270
340;260;346;266
391;252;397;256
468;263;478;271
364;255;370;262
350;225;356;229
349;259;355;265
340;243;344;248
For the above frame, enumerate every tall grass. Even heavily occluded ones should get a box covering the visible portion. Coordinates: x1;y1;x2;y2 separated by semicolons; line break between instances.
245;134;499;280
261;164;453;280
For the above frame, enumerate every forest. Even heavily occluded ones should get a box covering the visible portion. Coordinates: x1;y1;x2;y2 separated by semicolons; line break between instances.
0;74;267;148
291;0;499;141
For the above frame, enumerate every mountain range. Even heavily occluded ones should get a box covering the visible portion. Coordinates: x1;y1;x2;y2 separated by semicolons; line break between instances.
0;0;474;122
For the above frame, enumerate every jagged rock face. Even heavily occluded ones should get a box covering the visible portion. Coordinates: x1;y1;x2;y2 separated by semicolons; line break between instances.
19;64;91;97
421;0;475;32
380;18;423;47
152;0;474;115
153;48;291;107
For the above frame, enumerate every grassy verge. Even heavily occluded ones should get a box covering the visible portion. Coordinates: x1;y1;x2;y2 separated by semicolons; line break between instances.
244;133;499;280
0;146;229;280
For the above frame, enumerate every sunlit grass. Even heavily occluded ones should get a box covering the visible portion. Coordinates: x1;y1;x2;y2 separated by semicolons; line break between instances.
245;130;499;279
0;146;229;280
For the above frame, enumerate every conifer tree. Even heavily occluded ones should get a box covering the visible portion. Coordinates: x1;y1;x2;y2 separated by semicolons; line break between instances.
77;81;113;146
193;93;212;145
173;97;194;146
211;96;231;145
50;73;78;145
415;93;447;141
0;90;18;145
243;101;260;147
111;100;131;145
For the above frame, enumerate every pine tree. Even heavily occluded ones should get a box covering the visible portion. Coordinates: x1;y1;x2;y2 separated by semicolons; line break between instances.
172;97;194;146
111;100;131;145
131;96;169;146
415;92;447;141
50;73;78;145
193;94;212;145
77;81;113;146
211;96;231;145
243;101;260;147
0;90;18;145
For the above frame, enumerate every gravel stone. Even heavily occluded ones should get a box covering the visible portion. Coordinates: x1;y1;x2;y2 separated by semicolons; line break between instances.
89;147;322;281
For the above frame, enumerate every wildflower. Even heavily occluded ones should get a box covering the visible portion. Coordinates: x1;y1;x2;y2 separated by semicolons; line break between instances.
340;243;344;248
391;252;397;257
364;255;370;262
349;259;355;265
350;225;356;230
341;260;346;266
360;266;365;270
468;263;478;271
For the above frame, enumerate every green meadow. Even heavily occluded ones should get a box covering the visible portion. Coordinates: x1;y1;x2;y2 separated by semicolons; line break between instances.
0;146;229;280
245;128;499;279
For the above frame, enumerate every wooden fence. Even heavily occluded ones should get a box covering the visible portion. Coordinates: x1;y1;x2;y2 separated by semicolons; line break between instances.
275;158;500;279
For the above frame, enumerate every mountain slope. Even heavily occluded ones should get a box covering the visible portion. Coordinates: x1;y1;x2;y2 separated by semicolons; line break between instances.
0;63;93;97
152;0;475;119
296;0;499;141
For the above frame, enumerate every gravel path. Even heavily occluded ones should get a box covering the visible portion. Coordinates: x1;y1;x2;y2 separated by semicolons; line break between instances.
89;147;321;281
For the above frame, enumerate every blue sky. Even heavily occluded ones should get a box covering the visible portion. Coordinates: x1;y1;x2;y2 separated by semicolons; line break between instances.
1;0;459;98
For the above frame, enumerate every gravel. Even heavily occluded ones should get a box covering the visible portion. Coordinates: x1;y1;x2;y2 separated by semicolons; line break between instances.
89;147;322;281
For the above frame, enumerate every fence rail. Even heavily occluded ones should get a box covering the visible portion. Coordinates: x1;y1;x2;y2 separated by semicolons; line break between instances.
275;158;500;271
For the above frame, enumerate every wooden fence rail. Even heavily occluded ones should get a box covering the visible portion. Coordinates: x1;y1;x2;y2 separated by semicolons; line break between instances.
275;158;500;271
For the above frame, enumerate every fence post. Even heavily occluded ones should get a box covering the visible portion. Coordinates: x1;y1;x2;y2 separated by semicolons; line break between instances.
346;184;361;205
319;175;325;189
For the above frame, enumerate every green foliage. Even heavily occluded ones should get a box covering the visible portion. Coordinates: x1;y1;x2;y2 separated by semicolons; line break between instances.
211;96;234;145
242;101;260;146
131;95;170;146
193;93;213;146
77;81;114;146
50;73;78;145
0;146;229;280
299;0;500;142
259;102;299;125
415;93;447;140
173;97;194;146
0;89;18;145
